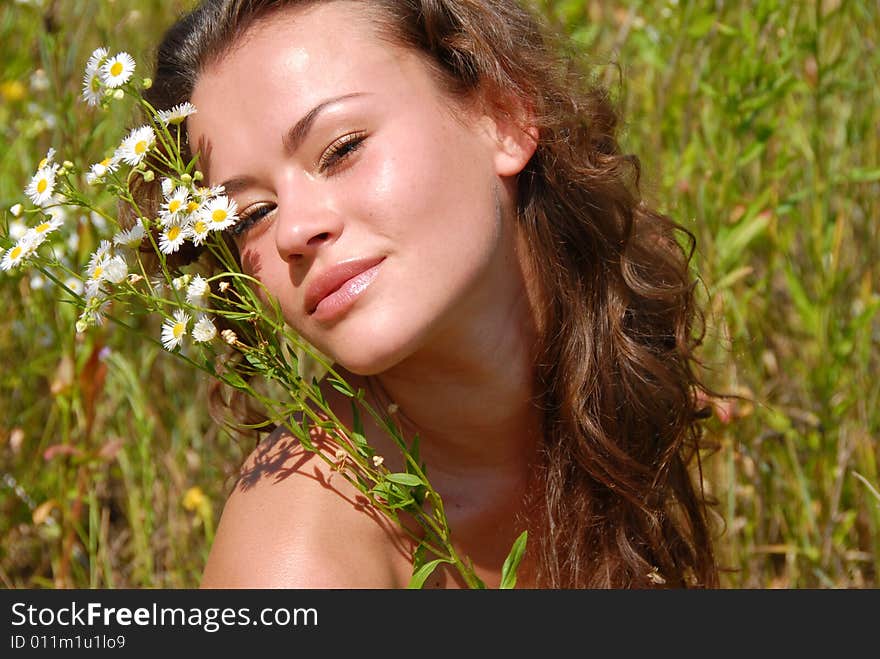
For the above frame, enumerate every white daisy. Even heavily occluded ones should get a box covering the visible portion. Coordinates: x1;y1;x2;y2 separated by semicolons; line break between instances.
158;224;189;254
103;255;128;284
25;164;59;207
116;126;155;166
200;195;238;232
186;274;210;305
189;217;211;246
64;276;84;295
100;52;136;88
161;309;190;351
8;219;27;240
172;274;191;291
85;155;119;185
87;239;112;266
113;222;146;249
1;233;38;271
86;240;113;281
85;47;109;73
157;102;197;126
31;214;64;239
192;316;217;343
159;186;190;226
38;148;56;169
161;177;174;198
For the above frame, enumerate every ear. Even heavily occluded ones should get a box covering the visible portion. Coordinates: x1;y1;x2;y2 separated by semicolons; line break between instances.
483;103;539;177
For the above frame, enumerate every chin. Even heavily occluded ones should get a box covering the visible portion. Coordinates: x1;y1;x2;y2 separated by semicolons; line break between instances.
328;343;408;377
318;317;425;377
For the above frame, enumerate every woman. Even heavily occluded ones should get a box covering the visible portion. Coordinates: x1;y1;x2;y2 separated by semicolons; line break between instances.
143;0;719;588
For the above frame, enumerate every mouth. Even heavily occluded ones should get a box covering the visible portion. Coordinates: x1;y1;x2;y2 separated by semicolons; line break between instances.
305;256;385;321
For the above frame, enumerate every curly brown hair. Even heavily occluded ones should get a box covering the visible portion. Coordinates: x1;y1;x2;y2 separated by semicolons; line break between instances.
140;0;720;588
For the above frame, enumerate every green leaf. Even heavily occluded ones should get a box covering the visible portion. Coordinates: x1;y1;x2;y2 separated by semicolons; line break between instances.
408;558;450;589
499;530;528;590
384;472;423;487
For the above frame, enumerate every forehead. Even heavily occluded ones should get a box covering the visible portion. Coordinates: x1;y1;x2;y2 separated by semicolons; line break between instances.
186;2;426;179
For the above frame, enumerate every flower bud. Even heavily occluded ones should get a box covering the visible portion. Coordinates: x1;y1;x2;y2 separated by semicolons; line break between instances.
63;160;74;170
181;173;193;184
75;319;89;333
142;170;155;182
193;170;204;182
142;77;153;89
112;89;124;100
10;203;22;217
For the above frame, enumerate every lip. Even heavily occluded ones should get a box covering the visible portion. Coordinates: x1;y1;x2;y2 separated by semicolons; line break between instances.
305;256;385;322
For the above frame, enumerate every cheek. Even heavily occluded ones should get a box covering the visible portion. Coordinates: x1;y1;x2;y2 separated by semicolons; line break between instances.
354;123;498;249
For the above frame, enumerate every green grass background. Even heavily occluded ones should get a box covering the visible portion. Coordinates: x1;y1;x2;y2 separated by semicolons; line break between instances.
1;0;877;588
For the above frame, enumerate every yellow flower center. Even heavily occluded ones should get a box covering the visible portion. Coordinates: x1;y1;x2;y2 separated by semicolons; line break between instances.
110;61;123;77
194;220;207;234
36;222;51;233
167;226;181;241
92;266;103;280
9;246;22;260
134;140;148;155
187;201;199;213
39;158;49;168
37;179;48;193
100;158;111;167
168;199;182;214
91;77;101;92
173;323;185;339
211;209;227;223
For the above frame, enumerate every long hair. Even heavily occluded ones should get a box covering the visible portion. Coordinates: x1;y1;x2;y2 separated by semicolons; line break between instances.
141;0;719;588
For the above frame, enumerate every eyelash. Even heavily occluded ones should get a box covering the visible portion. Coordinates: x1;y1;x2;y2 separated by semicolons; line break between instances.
232;131;368;237
318;131;367;174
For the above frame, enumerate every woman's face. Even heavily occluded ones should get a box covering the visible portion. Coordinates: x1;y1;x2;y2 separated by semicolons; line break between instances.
188;1;533;374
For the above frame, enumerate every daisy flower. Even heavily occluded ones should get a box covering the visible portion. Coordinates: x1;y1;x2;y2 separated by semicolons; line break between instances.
31;214;64;240
113;222;146;249
103;255;128;284
82;48;108;105
85;155;119;185
159;186;190;226
172;274;191;291
189;217;211;246
192;316;217;343
200;195;238;232
86;240;113;281
8;219;27;240
158;224;189;254
25;164;59;207
100;52;135;88
86;47;109;73
1;232;38;271
64;276;84;296
38;148;56;169
186;274;210;305
116;126;155;166
161;177;174;198
157;102;197;126
161;309;190;351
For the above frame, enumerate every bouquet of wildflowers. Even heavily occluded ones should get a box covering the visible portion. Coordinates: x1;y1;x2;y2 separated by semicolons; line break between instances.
1;47;526;589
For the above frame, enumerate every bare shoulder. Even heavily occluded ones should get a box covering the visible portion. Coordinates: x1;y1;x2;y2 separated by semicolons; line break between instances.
200;424;409;588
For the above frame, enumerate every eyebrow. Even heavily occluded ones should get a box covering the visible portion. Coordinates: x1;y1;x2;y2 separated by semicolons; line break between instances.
282;92;367;154
219;92;367;195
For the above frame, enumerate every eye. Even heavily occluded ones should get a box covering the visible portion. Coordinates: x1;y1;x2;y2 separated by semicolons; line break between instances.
230;203;275;237
318;131;367;174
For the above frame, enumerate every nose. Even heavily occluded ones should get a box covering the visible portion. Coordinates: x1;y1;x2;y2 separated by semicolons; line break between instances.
273;184;344;263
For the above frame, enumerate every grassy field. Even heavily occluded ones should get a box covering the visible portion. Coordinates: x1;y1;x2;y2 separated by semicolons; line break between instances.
1;0;877;588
